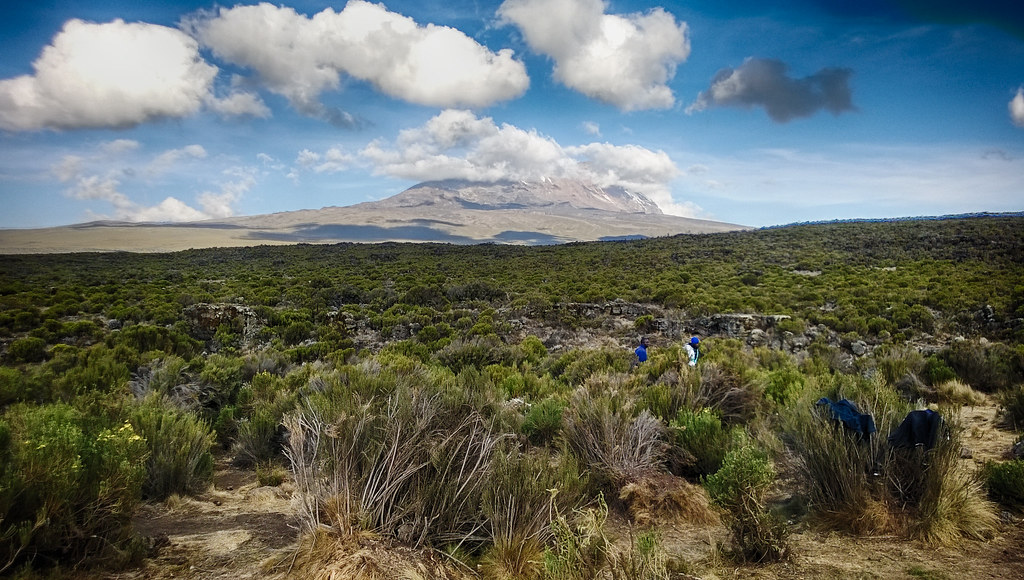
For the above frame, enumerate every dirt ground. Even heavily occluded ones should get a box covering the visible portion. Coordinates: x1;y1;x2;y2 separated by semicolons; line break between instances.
85;400;1021;580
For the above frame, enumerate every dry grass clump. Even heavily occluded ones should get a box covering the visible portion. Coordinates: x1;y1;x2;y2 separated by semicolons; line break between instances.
902;428;999;544
619;473;719;528
562;389;665;489
270;530;475;580
933;379;986;406
284;384;504;548
785;386;998;544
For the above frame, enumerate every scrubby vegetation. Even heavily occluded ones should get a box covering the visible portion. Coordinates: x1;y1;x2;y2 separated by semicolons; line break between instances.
0;216;1022;577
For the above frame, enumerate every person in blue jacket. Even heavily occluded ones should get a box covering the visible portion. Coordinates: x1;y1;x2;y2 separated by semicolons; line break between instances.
684;336;700;366
634;336;650;364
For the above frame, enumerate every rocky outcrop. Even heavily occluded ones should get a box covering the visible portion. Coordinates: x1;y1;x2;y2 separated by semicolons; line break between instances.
183;303;261;345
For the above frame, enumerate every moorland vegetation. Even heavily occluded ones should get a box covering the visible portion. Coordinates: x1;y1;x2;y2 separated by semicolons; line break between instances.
0;216;1023;578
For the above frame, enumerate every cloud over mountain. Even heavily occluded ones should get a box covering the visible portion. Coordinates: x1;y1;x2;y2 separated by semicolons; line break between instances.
688;57;855;122
355;109;692;215
498;0;690;111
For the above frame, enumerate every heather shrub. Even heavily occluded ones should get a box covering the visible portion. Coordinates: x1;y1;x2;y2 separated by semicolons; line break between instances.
0;403;147;572
763;365;806;405
559;348;632;387
434;335;513;373
7;337;47;363
982;459;1024;510
999;384;1024;430
943;339;1024;392
704;444;789;562
522;396;566;446
669;408;734;478
130;394;215;500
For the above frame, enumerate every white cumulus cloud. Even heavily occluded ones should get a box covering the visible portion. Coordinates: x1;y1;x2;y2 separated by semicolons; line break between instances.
1011;87;1024;128
185;1;529;120
498;0;689;111
0;19;218;131
359;109;695;215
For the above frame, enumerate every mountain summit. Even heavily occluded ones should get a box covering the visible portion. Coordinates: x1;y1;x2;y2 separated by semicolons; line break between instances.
376;178;663;214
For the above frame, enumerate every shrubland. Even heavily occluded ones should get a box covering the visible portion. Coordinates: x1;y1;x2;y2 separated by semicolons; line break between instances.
0;216;1022;577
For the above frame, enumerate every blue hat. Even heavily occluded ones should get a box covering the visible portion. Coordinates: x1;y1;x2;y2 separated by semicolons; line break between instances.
690;336;700;345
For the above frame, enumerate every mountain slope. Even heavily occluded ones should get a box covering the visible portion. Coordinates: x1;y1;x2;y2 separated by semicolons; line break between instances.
0;179;748;253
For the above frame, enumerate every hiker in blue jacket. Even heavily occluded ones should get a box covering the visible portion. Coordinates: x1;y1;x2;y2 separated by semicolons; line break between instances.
634;336;650;364
684;336;700;366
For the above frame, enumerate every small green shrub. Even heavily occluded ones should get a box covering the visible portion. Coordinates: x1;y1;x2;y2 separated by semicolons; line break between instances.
999;384;1024;430
704;445;789;563
0;403;147;572
234;406;282;466
669;408;732;478
130;395;215;500
522;396;566;446
606;528;670;580
764;366;805;405
982;460;1024;510
8;337;47;363
922;355;956;386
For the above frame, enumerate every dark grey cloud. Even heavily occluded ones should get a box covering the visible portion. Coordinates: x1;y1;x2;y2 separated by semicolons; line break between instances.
687;58;855;123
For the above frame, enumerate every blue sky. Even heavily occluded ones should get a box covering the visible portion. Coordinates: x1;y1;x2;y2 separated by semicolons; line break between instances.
1;0;1022;229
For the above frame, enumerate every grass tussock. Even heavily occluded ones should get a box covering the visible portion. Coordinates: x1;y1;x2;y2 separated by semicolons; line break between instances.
270;530;475;580
933;379;986;407
618;473;719;528
606;528;671;580
562;390;665;490
284;383;504;548
785;384;998;544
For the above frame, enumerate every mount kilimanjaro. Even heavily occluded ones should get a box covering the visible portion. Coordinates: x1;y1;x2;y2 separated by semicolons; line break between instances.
0;178;748;253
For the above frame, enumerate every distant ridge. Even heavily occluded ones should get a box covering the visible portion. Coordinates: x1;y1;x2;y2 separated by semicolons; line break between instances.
761;211;1024;230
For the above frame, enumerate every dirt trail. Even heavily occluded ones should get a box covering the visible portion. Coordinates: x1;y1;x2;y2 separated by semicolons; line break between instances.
109;458;300;579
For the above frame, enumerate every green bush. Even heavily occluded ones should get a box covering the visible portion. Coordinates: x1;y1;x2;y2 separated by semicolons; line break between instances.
669;408;733;478
764;366;805;405
130;395;215;500
0;403;147;571
922;355;956;386
522;396;566;446
982;460;1024;510
999;385;1024;431
704;445;789;563
8;337;47;363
